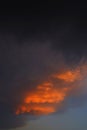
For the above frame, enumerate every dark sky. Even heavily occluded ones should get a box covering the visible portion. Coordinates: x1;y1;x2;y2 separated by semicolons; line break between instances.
0;5;87;130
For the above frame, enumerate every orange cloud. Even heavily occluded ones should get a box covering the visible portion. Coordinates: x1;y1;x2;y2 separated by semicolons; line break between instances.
53;70;81;82
15;81;69;115
15;63;87;116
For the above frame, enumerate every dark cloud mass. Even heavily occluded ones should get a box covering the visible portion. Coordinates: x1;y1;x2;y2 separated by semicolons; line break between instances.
0;7;87;129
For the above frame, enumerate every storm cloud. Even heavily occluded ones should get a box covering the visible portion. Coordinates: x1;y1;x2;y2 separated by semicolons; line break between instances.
0;11;87;129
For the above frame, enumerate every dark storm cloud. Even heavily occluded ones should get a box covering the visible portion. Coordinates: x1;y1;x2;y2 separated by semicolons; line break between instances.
0;37;64;129
0;13;87;129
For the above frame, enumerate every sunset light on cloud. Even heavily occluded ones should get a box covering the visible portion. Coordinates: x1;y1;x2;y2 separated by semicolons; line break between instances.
15;63;87;116
1;6;87;130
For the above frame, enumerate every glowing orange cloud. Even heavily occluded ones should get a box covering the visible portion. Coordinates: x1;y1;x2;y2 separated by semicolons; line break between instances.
15;81;68;115
15;63;87;115
53;70;82;82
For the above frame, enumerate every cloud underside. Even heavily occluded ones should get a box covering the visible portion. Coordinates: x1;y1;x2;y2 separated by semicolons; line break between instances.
0;41;87;129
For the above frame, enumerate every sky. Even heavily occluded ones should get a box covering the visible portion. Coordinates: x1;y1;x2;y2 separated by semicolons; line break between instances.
0;5;87;130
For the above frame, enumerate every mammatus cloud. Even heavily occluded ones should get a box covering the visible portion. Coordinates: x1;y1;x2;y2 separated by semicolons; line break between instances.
0;41;87;129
